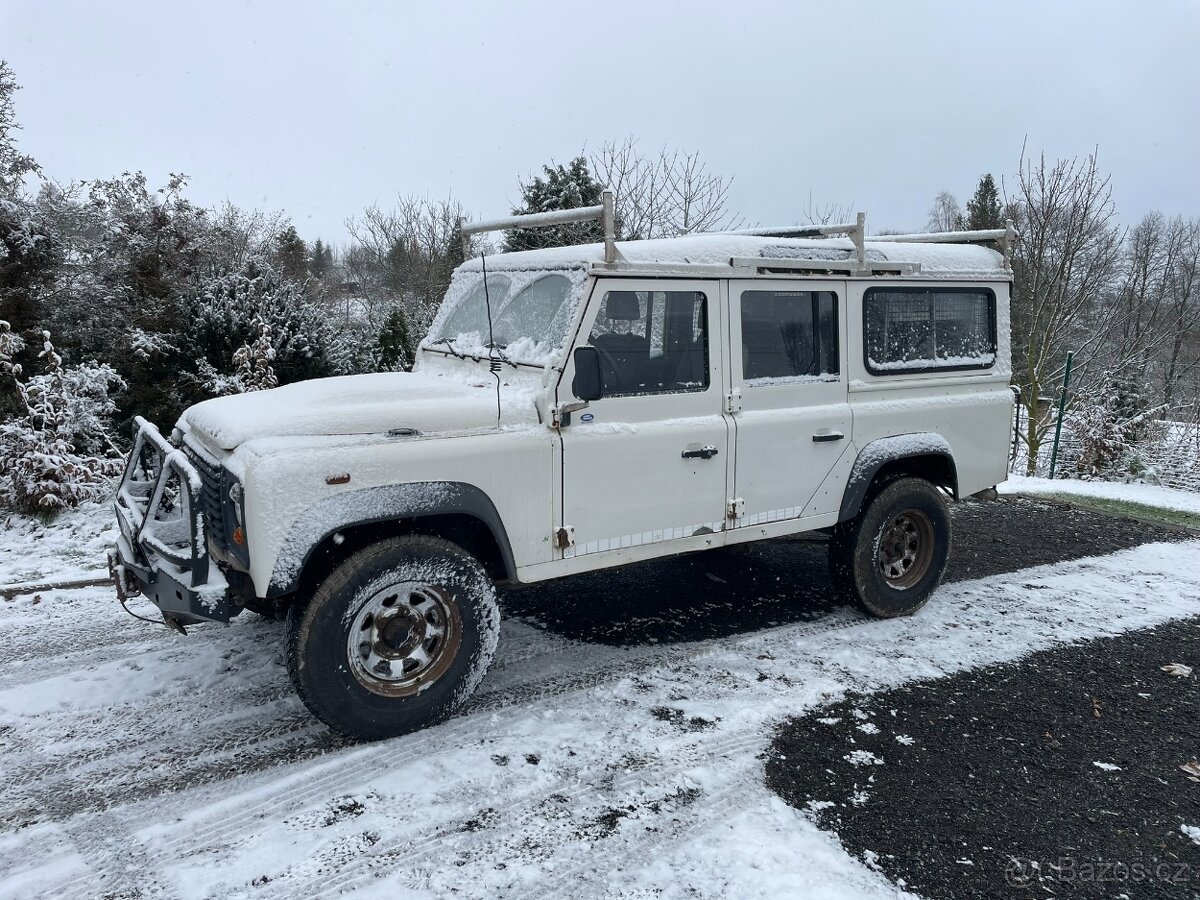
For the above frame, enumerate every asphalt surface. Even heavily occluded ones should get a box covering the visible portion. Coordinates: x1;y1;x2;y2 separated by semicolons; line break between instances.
762;503;1200;900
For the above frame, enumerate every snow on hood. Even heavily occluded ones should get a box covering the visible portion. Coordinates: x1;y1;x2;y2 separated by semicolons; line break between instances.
181;372;503;451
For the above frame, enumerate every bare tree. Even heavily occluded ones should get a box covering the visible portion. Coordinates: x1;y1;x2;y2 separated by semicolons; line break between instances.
801;191;856;227
1007;148;1124;474
590;138;742;238
1155;217;1200;408
926;191;964;232
345;195;467;338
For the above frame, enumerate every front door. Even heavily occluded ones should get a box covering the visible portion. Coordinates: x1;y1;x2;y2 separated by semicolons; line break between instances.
558;279;729;560
728;279;852;527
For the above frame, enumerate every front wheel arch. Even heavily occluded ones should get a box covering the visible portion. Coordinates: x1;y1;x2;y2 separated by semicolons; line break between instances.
265;482;517;601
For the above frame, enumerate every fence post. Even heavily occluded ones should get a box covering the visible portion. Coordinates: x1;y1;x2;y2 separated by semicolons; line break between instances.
1048;351;1074;480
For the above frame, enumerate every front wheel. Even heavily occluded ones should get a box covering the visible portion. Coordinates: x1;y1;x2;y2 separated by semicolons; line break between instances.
829;477;951;618
287;535;500;740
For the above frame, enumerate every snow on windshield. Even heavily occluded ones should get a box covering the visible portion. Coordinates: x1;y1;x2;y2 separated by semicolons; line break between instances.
423;267;588;366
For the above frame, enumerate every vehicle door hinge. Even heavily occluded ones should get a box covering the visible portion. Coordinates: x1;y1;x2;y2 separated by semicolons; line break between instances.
726;498;745;520
553;525;575;549
551;401;589;429
724;389;742;414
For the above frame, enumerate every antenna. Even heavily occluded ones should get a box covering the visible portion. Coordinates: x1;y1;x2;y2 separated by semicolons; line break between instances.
480;252;502;428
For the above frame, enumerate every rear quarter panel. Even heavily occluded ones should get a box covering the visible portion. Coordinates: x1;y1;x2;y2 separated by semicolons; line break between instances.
845;279;1013;496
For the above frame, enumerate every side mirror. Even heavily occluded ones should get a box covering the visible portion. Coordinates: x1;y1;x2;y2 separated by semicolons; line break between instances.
572;346;604;401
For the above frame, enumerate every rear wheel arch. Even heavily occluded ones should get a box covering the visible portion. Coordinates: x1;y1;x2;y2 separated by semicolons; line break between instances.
838;435;958;523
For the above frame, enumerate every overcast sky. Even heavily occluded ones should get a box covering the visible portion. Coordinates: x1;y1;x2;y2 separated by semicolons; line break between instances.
2;0;1197;245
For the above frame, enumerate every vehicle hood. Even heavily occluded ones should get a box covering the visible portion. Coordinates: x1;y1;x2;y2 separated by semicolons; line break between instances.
180;372;504;451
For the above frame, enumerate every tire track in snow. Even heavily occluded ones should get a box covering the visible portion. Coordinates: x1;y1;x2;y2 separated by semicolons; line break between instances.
263;728;768;900
166;609;860;853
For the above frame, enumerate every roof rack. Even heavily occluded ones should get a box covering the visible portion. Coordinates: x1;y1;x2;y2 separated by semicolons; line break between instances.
460;189;617;263
729;213;868;268
727;212;1019;271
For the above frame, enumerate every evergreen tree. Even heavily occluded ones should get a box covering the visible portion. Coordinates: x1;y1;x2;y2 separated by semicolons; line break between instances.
376;305;413;371
503;157;604;252
965;174;1004;231
273;225;309;280
309;238;333;279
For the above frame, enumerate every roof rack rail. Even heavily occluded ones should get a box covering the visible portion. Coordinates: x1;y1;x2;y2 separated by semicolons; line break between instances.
869;219;1019;269
726;213;1019;270
729;213;867;269
460;189;617;263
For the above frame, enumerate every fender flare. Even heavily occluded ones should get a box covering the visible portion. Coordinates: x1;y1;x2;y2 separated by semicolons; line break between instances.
838;434;957;523
266;481;516;596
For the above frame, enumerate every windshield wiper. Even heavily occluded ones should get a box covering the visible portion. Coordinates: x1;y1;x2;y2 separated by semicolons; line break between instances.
430;336;524;371
428;336;471;361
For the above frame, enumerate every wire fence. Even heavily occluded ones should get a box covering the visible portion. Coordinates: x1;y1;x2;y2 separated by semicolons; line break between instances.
1010;414;1200;493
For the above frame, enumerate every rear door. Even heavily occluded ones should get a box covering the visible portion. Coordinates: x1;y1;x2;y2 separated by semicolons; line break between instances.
728;279;853;527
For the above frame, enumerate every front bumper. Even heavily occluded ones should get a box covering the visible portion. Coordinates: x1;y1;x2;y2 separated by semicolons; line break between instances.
111;417;233;625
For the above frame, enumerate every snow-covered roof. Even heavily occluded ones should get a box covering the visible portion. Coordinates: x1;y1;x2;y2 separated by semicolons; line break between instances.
460;233;1009;279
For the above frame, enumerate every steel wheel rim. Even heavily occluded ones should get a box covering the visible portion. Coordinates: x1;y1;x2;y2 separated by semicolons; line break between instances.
347;582;461;697
876;509;935;590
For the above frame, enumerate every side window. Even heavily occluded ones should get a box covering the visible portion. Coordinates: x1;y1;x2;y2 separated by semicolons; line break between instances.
864;287;996;374
587;290;709;396
740;290;839;382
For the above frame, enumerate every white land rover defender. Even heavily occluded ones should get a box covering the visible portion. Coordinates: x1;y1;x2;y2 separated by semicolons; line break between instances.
110;195;1017;740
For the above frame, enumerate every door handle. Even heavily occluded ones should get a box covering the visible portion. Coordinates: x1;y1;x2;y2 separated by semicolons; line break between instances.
682;444;719;460
812;431;845;443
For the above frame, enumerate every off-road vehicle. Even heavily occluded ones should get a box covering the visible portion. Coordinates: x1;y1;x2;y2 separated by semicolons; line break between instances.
111;196;1017;739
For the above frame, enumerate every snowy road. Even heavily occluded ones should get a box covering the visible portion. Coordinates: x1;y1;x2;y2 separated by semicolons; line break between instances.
1;505;1198;898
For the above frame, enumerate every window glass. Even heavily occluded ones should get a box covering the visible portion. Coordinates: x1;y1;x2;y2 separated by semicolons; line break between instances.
864;288;995;374
436;274;512;343
586;290;709;395
491;274;574;347
740;291;839;382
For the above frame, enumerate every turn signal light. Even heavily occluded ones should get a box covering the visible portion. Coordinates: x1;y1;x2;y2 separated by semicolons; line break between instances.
232;526;245;546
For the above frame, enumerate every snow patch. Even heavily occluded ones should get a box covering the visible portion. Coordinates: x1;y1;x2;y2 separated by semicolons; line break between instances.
844;750;883;767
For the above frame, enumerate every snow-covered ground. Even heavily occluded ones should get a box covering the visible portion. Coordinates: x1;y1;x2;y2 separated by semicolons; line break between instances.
0;503;116;586
1;506;1199;899
999;474;1200;516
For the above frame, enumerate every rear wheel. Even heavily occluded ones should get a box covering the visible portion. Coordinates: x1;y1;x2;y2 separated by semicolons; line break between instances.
287;535;500;740
829;477;951;618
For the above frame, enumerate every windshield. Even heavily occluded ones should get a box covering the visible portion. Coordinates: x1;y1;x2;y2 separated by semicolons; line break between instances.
426;269;583;365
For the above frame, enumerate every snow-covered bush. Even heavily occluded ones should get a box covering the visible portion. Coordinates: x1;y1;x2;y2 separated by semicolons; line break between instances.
0;322;124;514
1065;381;1162;481
232;316;278;392
183;257;358;394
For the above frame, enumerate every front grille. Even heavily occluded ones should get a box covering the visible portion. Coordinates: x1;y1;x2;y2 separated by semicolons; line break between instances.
184;445;230;557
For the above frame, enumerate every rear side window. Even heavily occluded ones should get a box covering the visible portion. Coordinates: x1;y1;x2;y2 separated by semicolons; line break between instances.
863;287;996;374
740;290;839;382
